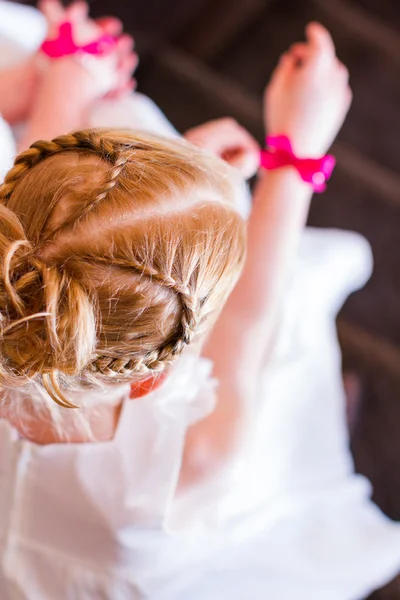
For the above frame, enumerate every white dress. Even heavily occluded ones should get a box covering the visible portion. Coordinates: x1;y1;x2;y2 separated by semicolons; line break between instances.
1;3;400;599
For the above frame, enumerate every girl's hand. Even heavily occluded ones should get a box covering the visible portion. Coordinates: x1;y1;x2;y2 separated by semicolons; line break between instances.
265;22;352;157
39;0;138;98
40;0;107;45
185;118;260;179
18;4;136;148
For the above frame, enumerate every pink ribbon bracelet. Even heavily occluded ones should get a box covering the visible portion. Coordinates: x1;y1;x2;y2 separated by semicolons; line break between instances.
260;135;336;193
41;21;116;58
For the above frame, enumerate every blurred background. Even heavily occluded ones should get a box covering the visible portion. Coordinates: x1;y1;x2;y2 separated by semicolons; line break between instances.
18;0;400;596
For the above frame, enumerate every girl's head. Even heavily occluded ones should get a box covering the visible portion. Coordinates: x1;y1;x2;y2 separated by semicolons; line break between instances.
0;129;246;408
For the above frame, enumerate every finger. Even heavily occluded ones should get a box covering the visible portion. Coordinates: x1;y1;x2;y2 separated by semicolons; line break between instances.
111;53;139;93
306;22;336;64
287;42;310;65
269;51;298;85
288;43;308;58
65;1;89;23
118;54;139;79
221;147;260;179
116;34;135;56
105;78;136;99
190;118;260;156
337;59;349;81
96;16;123;37
38;0;64;25
119;79;137;95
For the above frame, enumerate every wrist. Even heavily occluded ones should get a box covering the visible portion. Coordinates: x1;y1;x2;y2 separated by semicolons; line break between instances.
266;128;329;159
39;59;96;109
274;137;326;159
289;139;328;159
260;135;336;193
19;61;92;150
256;164;311;195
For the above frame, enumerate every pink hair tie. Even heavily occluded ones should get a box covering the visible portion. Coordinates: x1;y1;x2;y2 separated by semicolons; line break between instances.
260;135;336;193
41;21;116;58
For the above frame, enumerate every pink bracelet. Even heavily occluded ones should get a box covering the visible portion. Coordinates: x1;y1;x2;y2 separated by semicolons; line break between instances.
39;21;119;96
41;21;116;58
260;135;336;193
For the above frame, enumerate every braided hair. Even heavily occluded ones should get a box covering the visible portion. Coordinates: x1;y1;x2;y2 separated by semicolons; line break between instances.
0;129;246;408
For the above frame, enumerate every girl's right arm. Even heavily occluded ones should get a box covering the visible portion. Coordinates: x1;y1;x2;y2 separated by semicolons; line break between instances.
180;23;352;487
18;1;136;151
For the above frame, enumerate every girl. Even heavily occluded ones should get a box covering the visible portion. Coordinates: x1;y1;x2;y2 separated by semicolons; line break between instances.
0;3;399;599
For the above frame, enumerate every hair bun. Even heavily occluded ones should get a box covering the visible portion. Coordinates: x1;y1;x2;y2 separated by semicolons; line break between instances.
0;204;96;391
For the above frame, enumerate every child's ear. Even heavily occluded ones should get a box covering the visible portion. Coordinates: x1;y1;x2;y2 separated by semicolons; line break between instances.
129;372;168;399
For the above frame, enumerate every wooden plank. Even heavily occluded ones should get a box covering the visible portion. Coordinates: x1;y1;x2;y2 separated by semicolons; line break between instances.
175;0;266;60
338;320;400;380
313;0;400;64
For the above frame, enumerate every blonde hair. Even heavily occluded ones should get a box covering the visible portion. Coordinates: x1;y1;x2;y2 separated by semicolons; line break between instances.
0;129;246;410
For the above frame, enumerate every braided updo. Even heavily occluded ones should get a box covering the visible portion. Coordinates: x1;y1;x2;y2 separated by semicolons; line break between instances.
0;129;246;407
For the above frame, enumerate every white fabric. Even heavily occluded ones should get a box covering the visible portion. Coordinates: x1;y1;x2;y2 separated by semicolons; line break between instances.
0;1;47;67
1;3;400;599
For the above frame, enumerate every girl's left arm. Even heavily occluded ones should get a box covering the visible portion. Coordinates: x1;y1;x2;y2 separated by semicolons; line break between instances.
180;23;352;488
18;59;94;151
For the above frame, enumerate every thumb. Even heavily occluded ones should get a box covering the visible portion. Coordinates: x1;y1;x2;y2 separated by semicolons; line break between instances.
306;22;336;65
267;52;296;92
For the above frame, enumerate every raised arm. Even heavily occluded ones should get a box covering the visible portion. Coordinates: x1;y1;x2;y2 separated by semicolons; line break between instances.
17;1;136;151
180;23;352;486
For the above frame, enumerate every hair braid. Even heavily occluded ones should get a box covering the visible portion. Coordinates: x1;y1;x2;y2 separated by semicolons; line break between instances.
91;290;200;378
50;152;130;238
0;131;129;217
79;154;128;219
88;256;201;378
